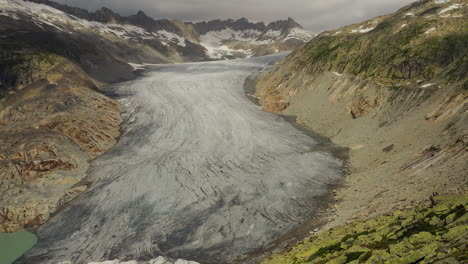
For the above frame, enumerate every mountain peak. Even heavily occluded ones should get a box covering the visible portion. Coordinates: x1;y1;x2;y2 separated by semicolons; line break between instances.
287;17;301;26
99;7;114;13
94;7;121;23
236;17;249;23
136;10;148;17
268;18;303;30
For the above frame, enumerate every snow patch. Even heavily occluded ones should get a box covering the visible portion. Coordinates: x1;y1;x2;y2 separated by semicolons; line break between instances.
155;30;187;47
425;27;436;34
0;0;72;31
203;44;252;60
128;63;147;70
199;27;300;59
435;0;450;3
333;72;343;76
283;28;315;42
263;29;282;38
421;83;435;88
200;28;262;47
0;9;20;20
0;0;160;39
439;4;462;14
405;13;415;17
351;25;375;33
102;24;154;40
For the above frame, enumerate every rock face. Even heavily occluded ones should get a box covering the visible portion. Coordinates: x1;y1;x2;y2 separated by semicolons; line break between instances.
261;195;468;264
255;0;467;237
0;55;122;232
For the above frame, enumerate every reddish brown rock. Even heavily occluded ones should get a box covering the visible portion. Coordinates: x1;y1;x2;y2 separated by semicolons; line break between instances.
0;57;122;232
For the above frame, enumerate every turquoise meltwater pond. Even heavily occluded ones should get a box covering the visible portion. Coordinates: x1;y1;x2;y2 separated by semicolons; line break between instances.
0;230;37;264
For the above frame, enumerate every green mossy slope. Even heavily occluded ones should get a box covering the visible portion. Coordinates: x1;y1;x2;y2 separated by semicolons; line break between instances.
261;195;468;264
285;0;467;89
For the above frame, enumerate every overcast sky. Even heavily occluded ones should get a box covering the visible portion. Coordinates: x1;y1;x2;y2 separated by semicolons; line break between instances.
54;0;416;32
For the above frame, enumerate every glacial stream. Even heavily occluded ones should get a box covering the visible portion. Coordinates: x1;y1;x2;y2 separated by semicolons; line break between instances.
18;54;344;264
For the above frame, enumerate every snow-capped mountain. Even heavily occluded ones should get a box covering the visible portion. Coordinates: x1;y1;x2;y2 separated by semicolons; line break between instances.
0;0;315;63
194;18;315;59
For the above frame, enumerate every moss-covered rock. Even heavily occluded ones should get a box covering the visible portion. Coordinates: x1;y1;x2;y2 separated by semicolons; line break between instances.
260;195;468;264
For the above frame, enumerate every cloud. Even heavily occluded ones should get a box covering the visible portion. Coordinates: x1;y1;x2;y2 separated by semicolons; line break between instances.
54;0;416;32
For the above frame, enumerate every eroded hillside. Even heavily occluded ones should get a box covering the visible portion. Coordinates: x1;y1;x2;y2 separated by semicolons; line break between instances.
0;54;122;232
256;0;467;235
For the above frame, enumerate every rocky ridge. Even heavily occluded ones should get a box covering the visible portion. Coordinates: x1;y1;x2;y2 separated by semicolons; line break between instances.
19;0;315;60
255;0;467;261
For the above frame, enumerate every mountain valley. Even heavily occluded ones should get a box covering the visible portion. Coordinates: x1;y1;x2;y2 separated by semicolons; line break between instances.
0;0;466;263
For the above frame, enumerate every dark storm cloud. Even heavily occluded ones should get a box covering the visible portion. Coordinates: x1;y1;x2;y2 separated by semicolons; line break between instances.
54;0;416;32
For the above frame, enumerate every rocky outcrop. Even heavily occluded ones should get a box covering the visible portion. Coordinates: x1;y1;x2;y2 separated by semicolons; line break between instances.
261;195;468;264
425;94;468;122
0;55;122;232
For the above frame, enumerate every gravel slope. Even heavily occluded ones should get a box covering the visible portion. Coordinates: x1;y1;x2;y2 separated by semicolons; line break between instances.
18;55;343;264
